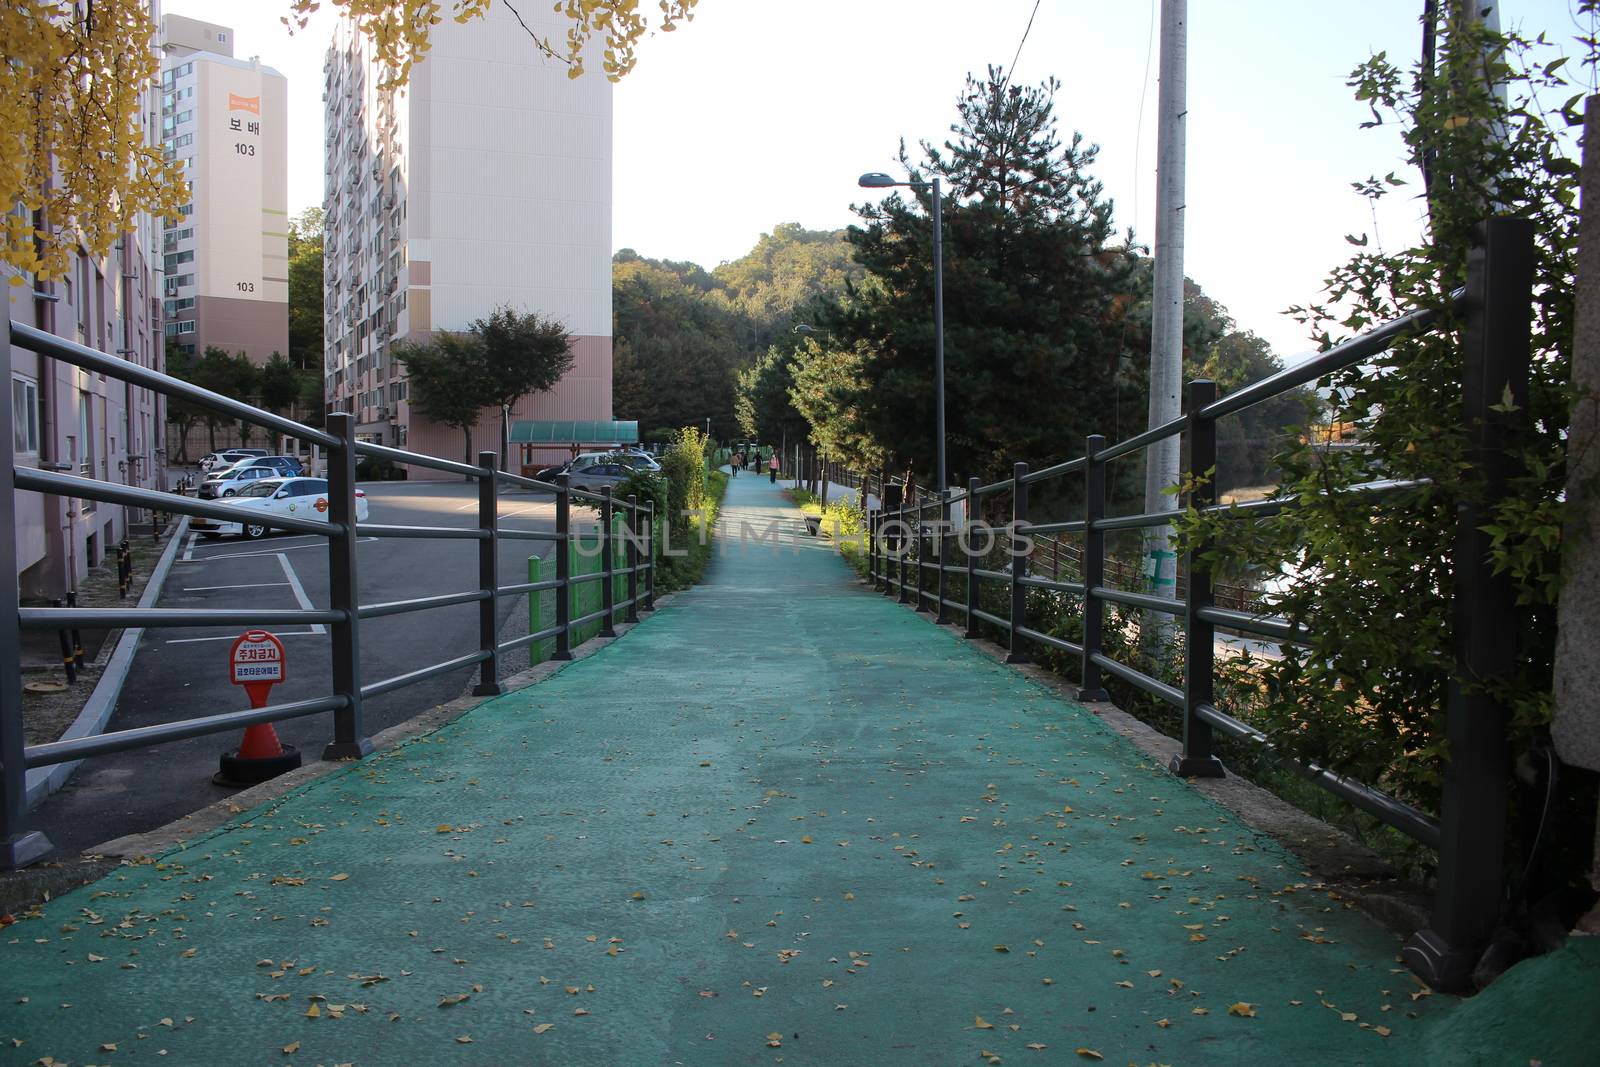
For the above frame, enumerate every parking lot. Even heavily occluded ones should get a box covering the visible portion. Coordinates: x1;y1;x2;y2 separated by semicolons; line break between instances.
29;479;600;855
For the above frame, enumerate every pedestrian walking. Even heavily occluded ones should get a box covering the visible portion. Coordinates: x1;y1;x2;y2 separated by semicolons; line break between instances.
768;451;779;484
730;452;740;477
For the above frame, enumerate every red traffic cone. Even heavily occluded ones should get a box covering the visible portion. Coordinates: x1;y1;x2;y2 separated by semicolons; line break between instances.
236;723;287;760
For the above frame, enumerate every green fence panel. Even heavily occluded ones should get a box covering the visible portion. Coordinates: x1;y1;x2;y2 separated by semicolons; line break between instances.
526;517;628;665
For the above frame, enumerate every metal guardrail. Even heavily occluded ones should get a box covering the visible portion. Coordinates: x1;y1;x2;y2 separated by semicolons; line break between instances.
862;218;1536;993
2;319;656;872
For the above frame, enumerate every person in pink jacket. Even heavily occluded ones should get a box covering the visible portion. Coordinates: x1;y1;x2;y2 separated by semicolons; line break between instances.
768;452;779;484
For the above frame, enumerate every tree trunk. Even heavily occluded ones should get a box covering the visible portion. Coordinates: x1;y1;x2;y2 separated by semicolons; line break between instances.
464;426;474;480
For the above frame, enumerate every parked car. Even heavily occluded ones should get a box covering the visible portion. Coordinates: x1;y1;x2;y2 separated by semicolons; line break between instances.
564;458;636;495
200;448;268;472
235;455;306;476
198;464;285;499
192;477;370;540
200;456;306;497
534;451;658;483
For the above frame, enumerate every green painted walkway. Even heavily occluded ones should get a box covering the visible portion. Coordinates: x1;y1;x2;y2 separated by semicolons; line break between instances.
2;473;1596;1065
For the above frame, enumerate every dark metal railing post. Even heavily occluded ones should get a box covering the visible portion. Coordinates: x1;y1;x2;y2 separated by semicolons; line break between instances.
599;486;618;637
1078;435;1109;701
935;490;950;624
1170;382;1224;778
322;412;372;761
1007;462;1029;664
642;500;656;612
868;506;879;588
1403;217;1535;992
914;495;929;612
897;487;909;603
964;477;980;639
625;494;640;624
473;451;502;697
553;473;573;660
0;314;52;869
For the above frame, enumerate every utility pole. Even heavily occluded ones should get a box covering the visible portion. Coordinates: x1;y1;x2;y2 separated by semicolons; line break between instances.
1143;0;1187;629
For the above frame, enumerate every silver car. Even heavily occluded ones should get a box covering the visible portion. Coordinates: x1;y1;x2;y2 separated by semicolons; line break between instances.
564;458;637;495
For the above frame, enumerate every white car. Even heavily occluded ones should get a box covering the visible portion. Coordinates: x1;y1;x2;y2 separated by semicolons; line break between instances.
192;477;370;540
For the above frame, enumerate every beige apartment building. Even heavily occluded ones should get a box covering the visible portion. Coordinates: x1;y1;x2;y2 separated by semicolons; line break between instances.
322;6;617;473
158;14;289;367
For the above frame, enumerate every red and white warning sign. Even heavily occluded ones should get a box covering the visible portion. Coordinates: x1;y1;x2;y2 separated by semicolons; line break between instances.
229;630;286;707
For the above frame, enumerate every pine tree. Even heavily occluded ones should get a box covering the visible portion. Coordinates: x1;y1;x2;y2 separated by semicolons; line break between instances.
812;66;1146;488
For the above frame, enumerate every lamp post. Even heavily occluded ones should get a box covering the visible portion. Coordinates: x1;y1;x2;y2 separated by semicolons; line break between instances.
858;171;946;495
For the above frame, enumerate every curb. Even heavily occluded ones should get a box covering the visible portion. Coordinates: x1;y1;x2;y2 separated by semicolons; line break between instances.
23;516;192;811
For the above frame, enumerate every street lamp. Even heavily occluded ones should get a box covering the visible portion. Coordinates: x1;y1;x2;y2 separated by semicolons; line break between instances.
858;170;946;494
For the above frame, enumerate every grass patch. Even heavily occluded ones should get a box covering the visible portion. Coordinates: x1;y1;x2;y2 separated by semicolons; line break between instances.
658;470;729;592
786;487;869;578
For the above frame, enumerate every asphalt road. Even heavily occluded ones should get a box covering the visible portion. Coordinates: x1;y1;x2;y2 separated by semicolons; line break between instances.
28;480;606;857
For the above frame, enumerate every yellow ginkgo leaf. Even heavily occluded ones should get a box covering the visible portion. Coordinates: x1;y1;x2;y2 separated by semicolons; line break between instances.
974;1015;994;1029
1228;1002;1257;1017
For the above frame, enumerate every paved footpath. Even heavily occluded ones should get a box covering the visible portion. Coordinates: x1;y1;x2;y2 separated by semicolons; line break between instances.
2;473;1596;1065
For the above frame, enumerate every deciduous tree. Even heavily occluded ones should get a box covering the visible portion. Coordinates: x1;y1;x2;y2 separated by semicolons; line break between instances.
260;352;301;415
394;332;489;468
469;305;574;468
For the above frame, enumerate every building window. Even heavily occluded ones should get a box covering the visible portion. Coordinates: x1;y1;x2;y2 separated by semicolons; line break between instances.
163;250;193;272
163;297;195;315
163;320;196;337
11;378;39;454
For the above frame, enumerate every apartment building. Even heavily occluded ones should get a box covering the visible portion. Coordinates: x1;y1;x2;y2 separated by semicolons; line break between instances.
321;5;614;471
7;9;167;599
158;14;289;366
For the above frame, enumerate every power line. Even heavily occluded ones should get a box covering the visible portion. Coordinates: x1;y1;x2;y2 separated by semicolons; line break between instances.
1005;0;1043;82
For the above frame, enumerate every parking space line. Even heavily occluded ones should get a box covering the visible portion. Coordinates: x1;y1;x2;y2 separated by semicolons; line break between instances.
182;582;292;592
277;553;325;635
181;532;198;561
176;536;379;564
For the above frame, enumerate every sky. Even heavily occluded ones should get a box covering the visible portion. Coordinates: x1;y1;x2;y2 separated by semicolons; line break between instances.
161;0;1590;361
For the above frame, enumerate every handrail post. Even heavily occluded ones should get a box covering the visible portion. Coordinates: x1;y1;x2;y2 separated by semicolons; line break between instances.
915;495;930;612
599;486;618;637
1078;435;1109;701
473;451;502;697
323;412;372;761
1403;217;1534;992
964;477;980;639
868;506;878;588
0;317;51;869
1170;382;1223;778
642;500;656;612
897;486;909;603
553;473;573;660
935;489;950;624
625;494;640;624
1007;462;1029;663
